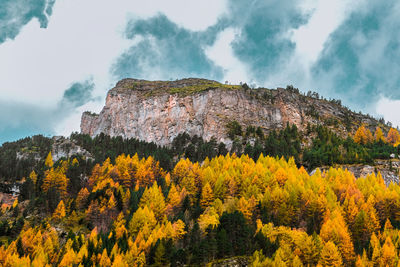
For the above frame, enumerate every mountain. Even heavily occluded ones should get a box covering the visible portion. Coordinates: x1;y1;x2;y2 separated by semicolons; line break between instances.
1;78;400;266
81;78;383;148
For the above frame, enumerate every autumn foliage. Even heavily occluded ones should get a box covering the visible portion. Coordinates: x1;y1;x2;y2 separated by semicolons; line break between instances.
354;125;400;147
353;125;373;144
2;152;400;266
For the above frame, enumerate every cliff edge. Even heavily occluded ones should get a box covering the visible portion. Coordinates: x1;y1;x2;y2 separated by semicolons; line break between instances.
81;78;380;147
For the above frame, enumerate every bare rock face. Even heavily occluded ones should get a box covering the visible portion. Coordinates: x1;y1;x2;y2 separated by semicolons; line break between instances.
312;159;400;185
81;78;379;147
51;136;93;162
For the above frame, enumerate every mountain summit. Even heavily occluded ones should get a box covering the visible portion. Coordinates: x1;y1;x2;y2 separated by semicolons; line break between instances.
81;78;382;147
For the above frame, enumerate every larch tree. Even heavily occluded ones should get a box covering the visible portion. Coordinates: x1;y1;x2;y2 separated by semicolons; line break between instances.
45;151;54;168
354;125;373;145
380;236;397;266
200;182;214;209
53;200;66;220
374;127;386;142
320;210;355;265
29;170;38;185
387;128;400;145
139;182;166;220
318;241;343;267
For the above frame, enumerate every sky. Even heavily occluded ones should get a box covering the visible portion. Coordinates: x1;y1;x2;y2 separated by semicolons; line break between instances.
1;0;400;143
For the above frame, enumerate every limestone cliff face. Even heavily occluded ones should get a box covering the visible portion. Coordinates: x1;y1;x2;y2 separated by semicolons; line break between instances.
81;78;378;147
51;136;93;162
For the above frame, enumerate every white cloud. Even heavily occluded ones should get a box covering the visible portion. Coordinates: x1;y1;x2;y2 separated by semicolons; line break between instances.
0;0;228;137
54;99;104;136
131;0;228;31
205;28;249;84
256;0;369;96
376;96;400;127
291;0;364;67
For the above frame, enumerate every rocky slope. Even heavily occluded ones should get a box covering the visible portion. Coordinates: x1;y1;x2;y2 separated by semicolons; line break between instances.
81;78;382;147
51;136;93;162
312;159;400;185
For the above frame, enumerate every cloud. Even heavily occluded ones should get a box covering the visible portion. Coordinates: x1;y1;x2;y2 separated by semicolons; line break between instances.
225;0;308;84
209;0;400;124
0;0;55;43
309;0;400;112
376;96;400;127
0;101;54;143
205;27;249;84
0;0;229;142
3;0;400;144
60;80;95;108
0;79;96;143
291;0;362;67
112;14;224;81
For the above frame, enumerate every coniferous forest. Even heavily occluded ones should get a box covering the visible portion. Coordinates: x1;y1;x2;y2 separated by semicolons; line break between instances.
0;124;400;265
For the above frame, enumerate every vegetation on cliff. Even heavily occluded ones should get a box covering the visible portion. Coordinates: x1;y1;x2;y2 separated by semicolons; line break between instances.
1;123;399;190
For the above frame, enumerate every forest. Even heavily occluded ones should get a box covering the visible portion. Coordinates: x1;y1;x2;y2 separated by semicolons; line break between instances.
0;124;400;265
1;151;400;265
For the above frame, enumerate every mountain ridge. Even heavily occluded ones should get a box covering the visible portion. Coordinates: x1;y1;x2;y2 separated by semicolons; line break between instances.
81;78;387;148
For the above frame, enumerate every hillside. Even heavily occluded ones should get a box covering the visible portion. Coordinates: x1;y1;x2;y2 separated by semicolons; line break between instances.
0;152;400;266
1;78;400;266
81;78;385;148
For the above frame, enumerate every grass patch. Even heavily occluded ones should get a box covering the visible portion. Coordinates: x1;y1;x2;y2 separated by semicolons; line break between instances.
168;82;241;96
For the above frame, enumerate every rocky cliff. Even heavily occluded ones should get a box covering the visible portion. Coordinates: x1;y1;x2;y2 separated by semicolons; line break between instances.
81;78;381;147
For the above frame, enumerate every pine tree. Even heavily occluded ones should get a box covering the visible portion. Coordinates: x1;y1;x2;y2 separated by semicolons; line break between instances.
154;242;166;266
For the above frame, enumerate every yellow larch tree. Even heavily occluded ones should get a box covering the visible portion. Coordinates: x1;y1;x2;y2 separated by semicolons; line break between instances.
29;170;38;185
354;125;373;145
76;187;90;210
200;182;214;209
113;212;128;239
53;200;66;220
387;128;400;145
320;209;355;265
99;249;111;267
45;151;54;168
139;182;166;220
198;207;220;232
318;241;343;267
41;166;68;199
374;127;386;142
129;206;157;236
166;184;181;216
380;236;397;266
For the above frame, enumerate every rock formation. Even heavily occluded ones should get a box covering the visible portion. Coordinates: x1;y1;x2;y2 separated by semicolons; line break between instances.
81;78;381;147
51;136;93;162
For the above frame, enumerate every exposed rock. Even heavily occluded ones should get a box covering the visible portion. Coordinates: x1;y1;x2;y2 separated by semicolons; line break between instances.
312;159;400;185
16;151;41;161
51;136;93;162
81;78;382;147
209;256;249;267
